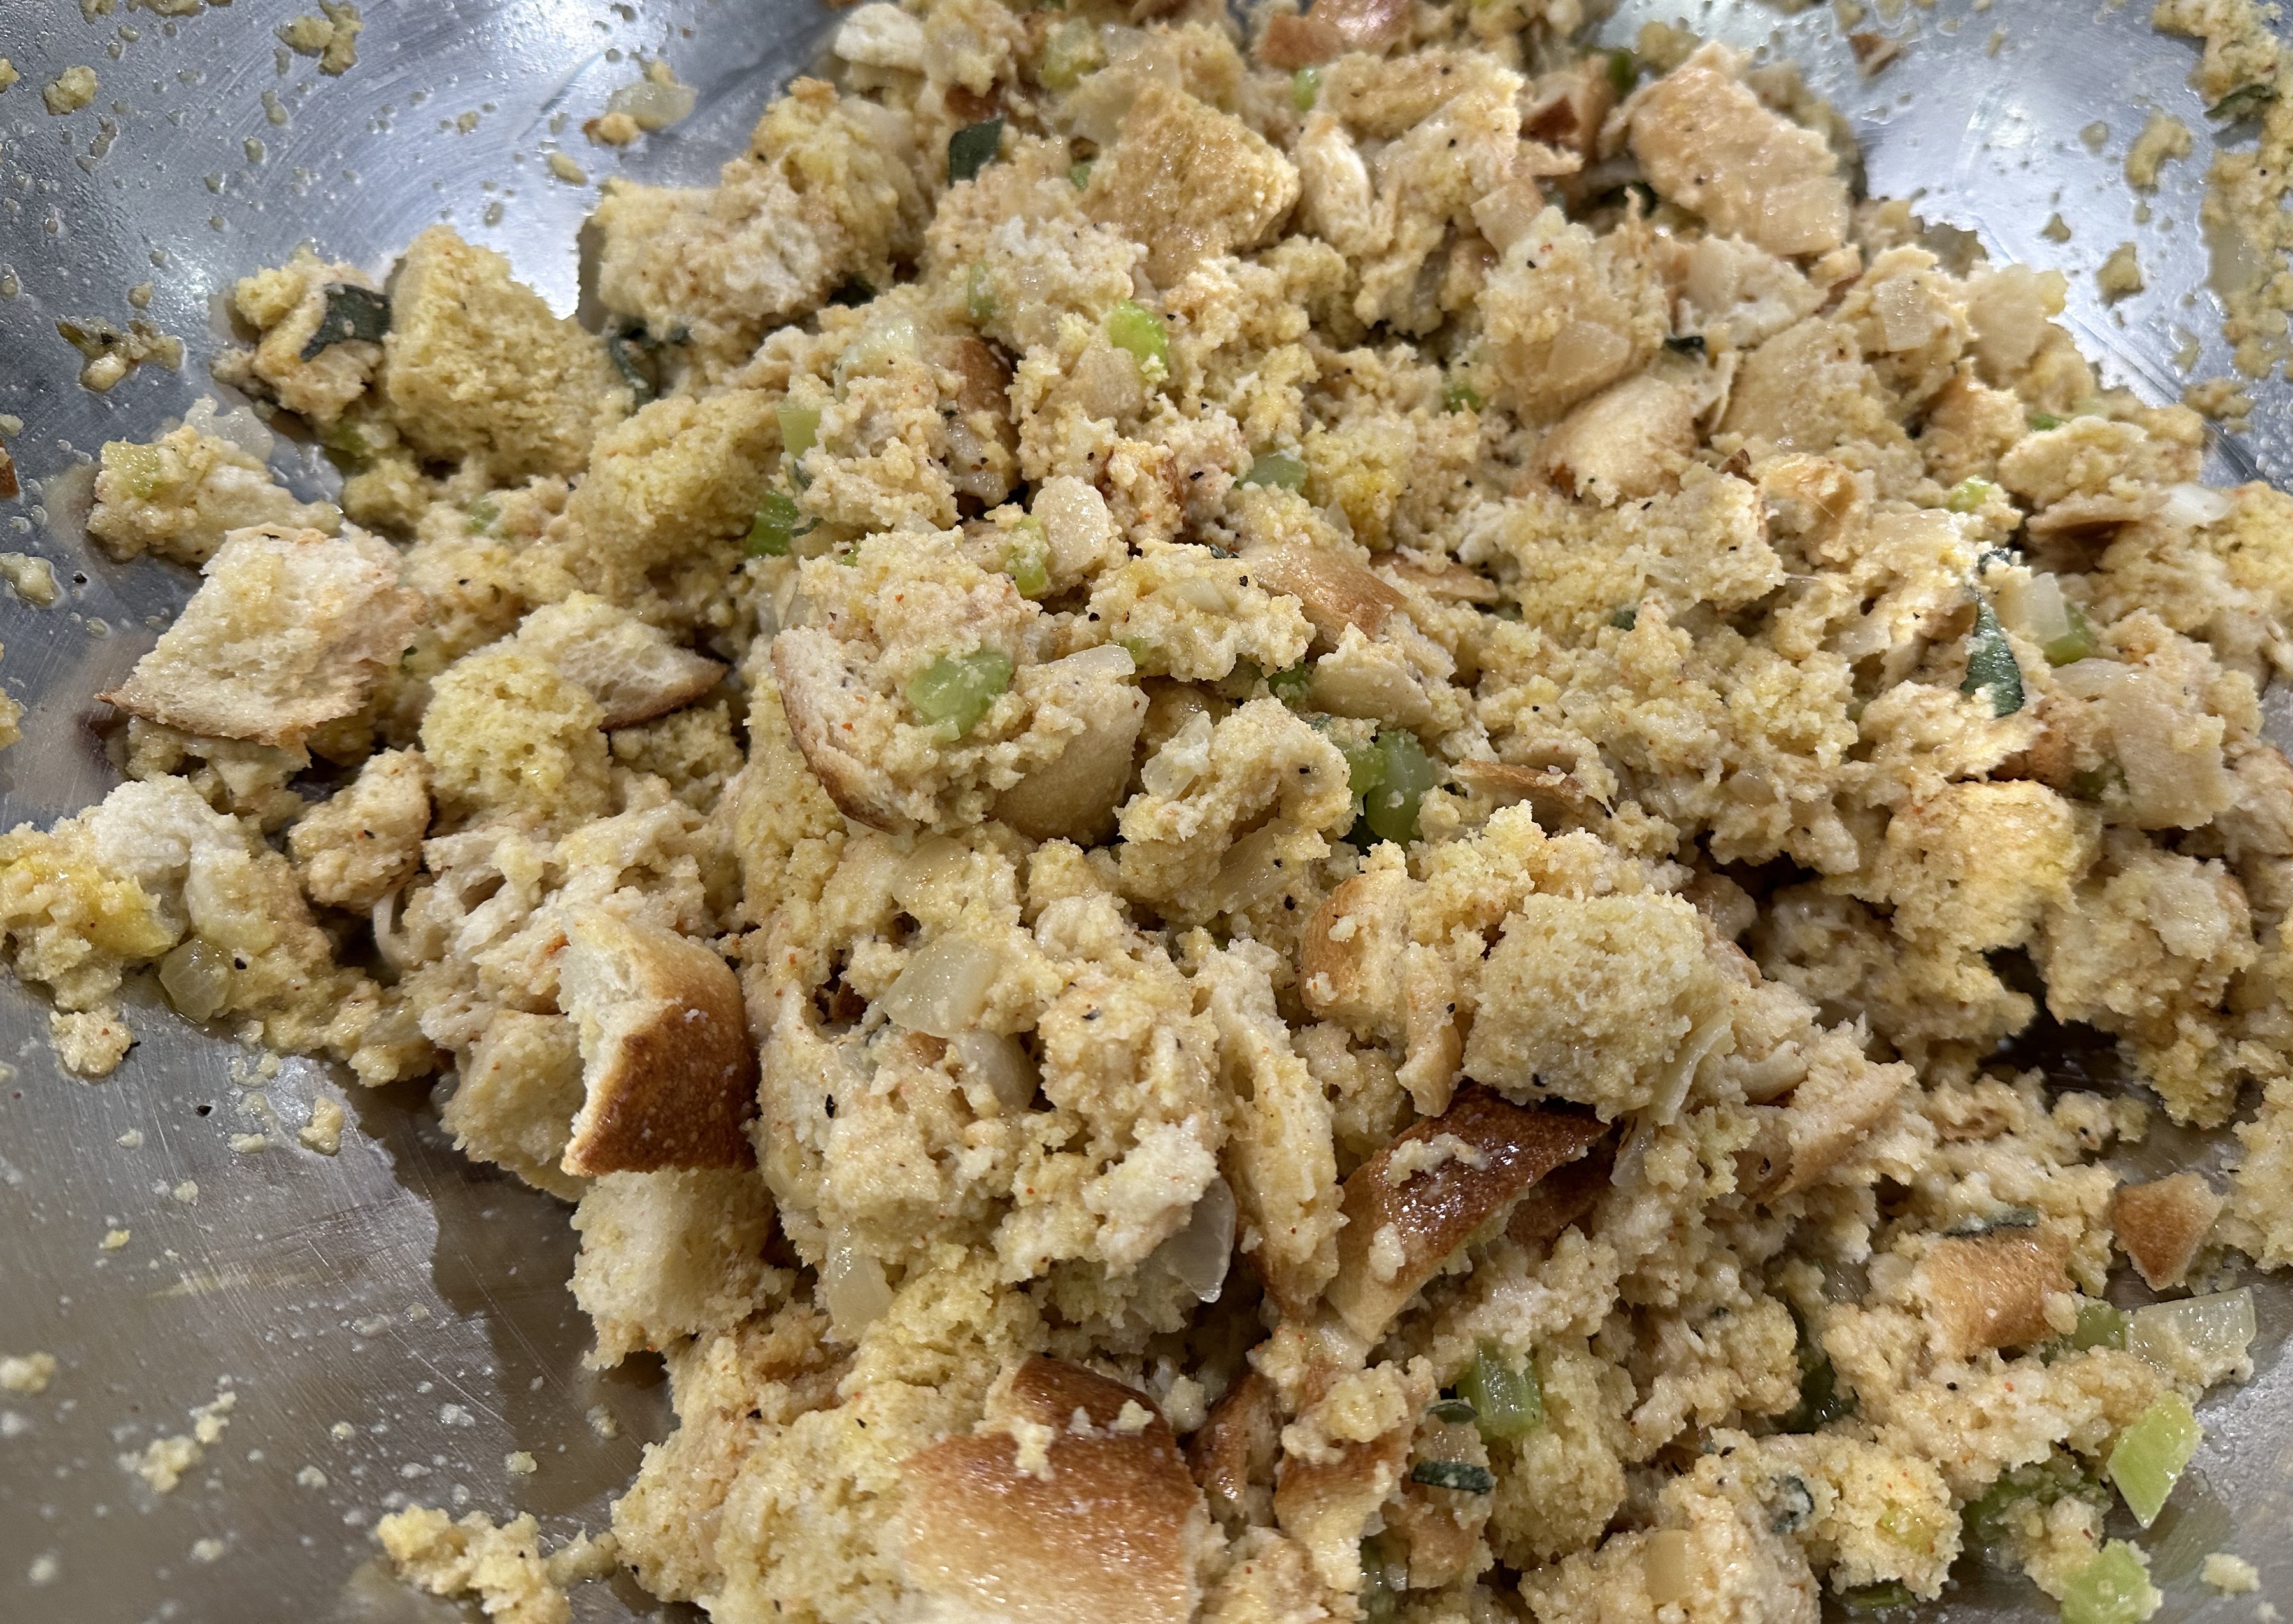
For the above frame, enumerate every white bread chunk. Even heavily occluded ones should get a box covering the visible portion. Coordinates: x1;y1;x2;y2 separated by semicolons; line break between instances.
288;747;431;909
900;1358;1213;1624
441;1009;589;1201
570;1168;780;1365
99;525;425;748
510;593;725;729
557;908;758;1177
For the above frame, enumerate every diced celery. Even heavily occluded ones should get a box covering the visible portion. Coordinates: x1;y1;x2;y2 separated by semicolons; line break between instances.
908;649;1013;740
1961;599;2025;717
2107;1392;2201;1528
948;117;1004;184
1241;450;1308;491
1454;1344;1541;1442
1004;522;1052;599
2063;1297;2127;1354
465;496;501;535
1105;300;1169;381
1779;1318;1855;1434
2129;1288;2257;1379
1069;160;1094;189
745;490;809;557
1946;476;1995;513
1609;606;1638;630
1036;17;1104;90
1442;374;1483;413
1409;1458;1496;1493
2058;1542;2161;1624
2044;601;2099;666
1268;664;1314;702
778;403;820;466
1605;48;1638;98
2028;411;2065;431
965;262;997;325
1838;1584;1916;1615
1361;729;1437;844
106;441;168;500
1291;66;1322;112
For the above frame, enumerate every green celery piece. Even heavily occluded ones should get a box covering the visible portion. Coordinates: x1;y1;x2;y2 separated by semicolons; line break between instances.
1004;525;1051;599
1036;18;1103;90
966;262;997;325
2059;1542;2161;1624
778;403;820;465
1069;160;1094;189
745;490;809;557
1361;730;1437;844
1241;450;1309;491
1946;476;1994;514
1605;48;1638;98
2043;601;2099;666
465;496;501;536
1106;300;1169;381
948;117;1004;184
1454;1344;1541;1442
2106;1392;2201;1528
909;648;1013;740
1442;374;1483;412
1961;599;2025;717
1268;664;1314;702
2027;411;2064;431
1291;66;1322;112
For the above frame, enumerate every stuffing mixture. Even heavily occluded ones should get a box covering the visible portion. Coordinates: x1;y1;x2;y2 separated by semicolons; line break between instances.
6;2;2293;1621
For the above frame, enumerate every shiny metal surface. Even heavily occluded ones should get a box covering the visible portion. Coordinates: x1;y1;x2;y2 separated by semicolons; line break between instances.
0;0;2287;1618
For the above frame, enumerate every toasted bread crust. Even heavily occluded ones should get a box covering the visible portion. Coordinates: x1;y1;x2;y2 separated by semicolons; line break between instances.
1325;1087;1610;1341
2113;1172;2223;1290
901;1358;1208;1624
560;909;759;1177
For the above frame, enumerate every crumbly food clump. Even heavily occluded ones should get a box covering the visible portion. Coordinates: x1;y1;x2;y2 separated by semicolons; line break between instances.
21;5;2293;1623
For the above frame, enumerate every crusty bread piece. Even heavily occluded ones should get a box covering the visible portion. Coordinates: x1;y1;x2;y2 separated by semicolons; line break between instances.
99;524;425;749
900;1358;1211;1624
1448;760;1610;835
557;908;758;1178
1324;1087;1609;1342
1243;540;1406;643
511;593;725;729
1913;1227;2073;1359
990;647;1148;843
2113;1172;2224;1290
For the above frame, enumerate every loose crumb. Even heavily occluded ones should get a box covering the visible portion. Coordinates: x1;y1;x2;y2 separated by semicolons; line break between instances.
0;61;19;94
546;152;589;185
116;1129;143;1149
2203;1553;2261;1593
0;1352;58;1394
190;1537;226;1563
299;1093;345;1155
278;2;362;75
585;1403;620;1440
42;67;97;116
2097;240;2145;301
505;1449;538;1474
0;553;59;606
171;1179;200;1205
26;1553;57;1587
102;1228;130;1250
2125;111;2194;190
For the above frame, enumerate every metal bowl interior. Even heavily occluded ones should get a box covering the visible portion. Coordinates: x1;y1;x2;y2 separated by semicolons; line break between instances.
0;0;2288;1618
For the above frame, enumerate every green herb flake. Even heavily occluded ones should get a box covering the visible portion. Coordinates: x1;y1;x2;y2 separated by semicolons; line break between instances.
948;117;1005;185
1425;1397;1477;1424
1409;1459;1496;1495
2043;600;2099;666
908;648;1014;740
1838;1582;1917;1615
605;328;661;405
2208;82;2275;122
1608;605;1638;630
1961;599;2025;717
1605;48;1638;98
1778;1319;1855;1434
2027;411;2064;432
299;283;391;360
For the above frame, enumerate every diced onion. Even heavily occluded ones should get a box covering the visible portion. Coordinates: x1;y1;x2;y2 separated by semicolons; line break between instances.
2050;657;2129;700
604;75;697;132
822;1236;893;1339
1145;1175;1235;1304
880;933;1001;1039
2157;482;2235;530
951;1029;1039;1115
159;937;231;1023
1207;825;1288;915
1643;1528;1693;1606
2129;1288;2255;1385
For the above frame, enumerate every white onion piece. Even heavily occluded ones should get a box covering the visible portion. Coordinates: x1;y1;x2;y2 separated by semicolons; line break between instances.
1643;1529;1692;1606
2049;657;2129;700
2131;1287;2256;1386
822;1236;894;1339
183;394;276;460
2158;482;2235;530
1146;1176;1236;1304
1995;569;2075;649
605;75;697;132
951;1029;1038;1115
881;933;1001;1039
1206;825;1288;916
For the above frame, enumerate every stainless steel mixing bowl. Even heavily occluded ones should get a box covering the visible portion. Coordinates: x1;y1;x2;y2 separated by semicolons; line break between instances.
0;1;2285;1618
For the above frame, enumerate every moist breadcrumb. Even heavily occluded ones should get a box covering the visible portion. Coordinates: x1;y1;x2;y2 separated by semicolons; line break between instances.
13;4;2293;1624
